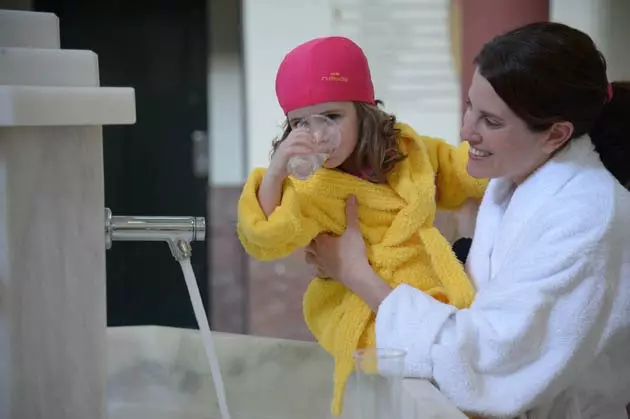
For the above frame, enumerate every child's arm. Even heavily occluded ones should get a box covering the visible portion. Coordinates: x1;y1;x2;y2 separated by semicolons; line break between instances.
239;128;328;261
423;137;489;210
258;167;285;217
237;168;323;261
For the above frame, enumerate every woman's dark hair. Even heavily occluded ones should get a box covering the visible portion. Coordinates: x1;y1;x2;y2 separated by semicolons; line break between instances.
271;100;405;183
474;22;630;187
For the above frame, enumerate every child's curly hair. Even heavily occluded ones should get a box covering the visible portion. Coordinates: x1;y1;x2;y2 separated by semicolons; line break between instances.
271;100;406;184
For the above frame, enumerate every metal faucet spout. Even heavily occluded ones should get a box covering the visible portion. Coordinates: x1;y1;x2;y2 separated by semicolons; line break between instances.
105;208;205;260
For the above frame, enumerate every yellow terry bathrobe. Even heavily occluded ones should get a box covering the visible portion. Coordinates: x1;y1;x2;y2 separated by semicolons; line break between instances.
237;123;487;415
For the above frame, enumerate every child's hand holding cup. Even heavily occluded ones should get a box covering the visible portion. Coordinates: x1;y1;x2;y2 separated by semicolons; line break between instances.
286;114;341;180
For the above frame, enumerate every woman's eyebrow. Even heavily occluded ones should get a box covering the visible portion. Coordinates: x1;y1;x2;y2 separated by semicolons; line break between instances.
480;109;504;121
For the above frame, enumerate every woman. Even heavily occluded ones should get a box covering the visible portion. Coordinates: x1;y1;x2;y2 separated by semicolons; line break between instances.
306;22;630;418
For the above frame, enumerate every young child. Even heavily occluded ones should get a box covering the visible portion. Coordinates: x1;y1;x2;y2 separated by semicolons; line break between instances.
237;36;487;416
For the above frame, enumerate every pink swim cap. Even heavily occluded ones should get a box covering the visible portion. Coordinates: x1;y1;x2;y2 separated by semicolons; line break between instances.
275;36;376;114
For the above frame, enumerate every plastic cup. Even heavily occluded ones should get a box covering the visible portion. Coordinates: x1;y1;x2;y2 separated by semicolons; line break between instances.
286;114;341;180
351;348;407;419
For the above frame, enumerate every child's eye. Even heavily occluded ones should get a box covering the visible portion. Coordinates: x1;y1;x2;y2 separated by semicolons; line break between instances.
325;113;341;120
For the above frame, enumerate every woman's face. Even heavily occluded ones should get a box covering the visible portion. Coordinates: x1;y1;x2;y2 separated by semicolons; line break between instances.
460;69;570;184
287;101;359;168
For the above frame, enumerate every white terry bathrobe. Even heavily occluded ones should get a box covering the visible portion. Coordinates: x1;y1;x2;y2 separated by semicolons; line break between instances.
376;135;630;419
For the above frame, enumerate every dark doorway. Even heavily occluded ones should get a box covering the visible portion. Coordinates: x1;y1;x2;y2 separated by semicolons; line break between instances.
33;0;210;328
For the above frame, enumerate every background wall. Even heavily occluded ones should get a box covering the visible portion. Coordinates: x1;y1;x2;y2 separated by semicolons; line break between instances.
551;0;630;81
207;0;249;334
208;0;245;186
0;0;32;9
459;0;549;112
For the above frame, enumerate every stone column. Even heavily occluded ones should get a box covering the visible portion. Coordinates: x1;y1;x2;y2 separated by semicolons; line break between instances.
0;9;135;419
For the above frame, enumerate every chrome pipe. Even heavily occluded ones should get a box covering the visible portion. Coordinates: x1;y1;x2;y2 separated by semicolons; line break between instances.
104;208;205;260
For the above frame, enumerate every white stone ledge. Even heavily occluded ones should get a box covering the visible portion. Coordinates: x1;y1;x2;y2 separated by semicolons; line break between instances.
0;86;136;127
0;47;100;87
0;9;60;49
106;326;467;419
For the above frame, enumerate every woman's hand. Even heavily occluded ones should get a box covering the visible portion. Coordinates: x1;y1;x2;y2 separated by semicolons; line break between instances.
306;196;368;279
305;196;393;311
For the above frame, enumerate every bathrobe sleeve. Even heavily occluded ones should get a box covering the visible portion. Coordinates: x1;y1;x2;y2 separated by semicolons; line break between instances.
423;137;488;210
375;193;624;417
237;168;325;261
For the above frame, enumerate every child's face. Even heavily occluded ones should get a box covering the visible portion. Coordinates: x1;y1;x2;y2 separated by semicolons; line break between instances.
287;101;358;168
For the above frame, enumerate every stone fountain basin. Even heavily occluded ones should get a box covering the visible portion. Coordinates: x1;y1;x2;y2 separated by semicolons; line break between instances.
107;326;466;419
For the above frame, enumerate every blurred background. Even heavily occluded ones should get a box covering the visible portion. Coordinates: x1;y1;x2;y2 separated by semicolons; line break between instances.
3;0;629;341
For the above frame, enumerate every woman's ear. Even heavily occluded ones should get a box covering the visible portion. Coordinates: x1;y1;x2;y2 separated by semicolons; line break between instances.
543;121;574;154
